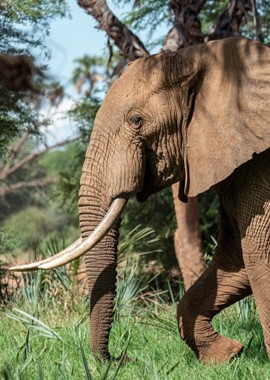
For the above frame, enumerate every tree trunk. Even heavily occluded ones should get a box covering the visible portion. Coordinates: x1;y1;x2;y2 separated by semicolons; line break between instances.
172;184;205;288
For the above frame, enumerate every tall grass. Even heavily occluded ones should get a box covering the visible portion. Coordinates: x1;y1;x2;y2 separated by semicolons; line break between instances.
1;227;270;379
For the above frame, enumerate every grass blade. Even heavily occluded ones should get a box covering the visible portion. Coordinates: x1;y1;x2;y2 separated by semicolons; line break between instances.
61;347;67;380
79;340;92;380
110;332;132;380
37;361;44;380
5;309;62;341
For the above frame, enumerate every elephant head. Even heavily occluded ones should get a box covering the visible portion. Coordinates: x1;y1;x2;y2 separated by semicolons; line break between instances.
11;37;270;360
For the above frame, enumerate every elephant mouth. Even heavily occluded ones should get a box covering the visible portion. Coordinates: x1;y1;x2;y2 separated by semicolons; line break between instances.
136;151;170;202
136;191;149;202
136;172;154;202
136;173;178;202
136;181;165;202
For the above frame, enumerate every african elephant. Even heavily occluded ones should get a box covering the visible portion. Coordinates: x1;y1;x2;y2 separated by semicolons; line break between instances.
11;37;270;364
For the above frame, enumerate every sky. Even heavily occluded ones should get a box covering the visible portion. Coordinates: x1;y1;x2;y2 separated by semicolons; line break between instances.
43;1;125;143
46;1;166;82
47;1;126;83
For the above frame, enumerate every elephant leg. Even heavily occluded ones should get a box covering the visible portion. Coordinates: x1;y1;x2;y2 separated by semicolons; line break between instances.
234;156;270;358
243;255;270;356
177;213;252;364
240;206;270;357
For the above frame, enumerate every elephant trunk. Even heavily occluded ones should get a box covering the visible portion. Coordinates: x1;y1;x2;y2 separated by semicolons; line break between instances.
78;150;120;360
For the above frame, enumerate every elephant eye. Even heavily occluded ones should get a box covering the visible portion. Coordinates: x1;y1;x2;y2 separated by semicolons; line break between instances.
129;115;143;128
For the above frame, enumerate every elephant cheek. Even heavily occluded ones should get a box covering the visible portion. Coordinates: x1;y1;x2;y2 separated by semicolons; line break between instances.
106;146;145;199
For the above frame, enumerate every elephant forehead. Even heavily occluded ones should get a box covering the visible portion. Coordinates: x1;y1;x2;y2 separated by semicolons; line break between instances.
97;57;165;120
101;78;152;113
115;57;164;93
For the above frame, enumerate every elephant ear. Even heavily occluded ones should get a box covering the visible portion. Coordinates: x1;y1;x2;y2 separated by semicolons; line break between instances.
183;37;270;197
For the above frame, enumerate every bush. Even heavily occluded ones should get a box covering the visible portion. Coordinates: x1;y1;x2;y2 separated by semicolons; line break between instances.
3;206;79;254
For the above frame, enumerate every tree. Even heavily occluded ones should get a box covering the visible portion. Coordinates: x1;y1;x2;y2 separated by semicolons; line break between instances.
0;1;84;202
75;0;266;289
0;0;68;148
0;1;86;263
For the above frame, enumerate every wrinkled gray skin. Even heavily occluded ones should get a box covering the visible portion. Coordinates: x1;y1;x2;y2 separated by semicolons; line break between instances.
79;37;270;363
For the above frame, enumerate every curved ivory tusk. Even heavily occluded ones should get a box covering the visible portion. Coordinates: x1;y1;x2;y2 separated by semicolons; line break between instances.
39;196;128;270
9;238;83;272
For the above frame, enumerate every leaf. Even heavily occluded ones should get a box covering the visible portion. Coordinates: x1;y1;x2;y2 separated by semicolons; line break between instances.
5;308;62;341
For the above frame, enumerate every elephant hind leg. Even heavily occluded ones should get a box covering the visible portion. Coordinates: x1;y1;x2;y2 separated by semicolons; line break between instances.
177;215;252;364
244;258;270;357
236;159;270;358
241;219;270;358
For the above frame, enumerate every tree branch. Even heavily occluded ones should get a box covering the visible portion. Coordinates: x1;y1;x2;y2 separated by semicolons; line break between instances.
252;0;263;42
207;0;253;41
5;131;30;165
163;0;206;51
0;178;57;198
0;136;80;182
77;0;149;64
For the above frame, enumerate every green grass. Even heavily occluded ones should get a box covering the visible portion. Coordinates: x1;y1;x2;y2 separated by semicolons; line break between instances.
1;291;270;379
1;227;270;379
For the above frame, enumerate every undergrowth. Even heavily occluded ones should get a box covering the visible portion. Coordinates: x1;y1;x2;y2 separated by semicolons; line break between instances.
0;227;270;379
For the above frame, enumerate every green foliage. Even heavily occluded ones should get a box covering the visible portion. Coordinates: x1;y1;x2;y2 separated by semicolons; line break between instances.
121;188;177;270
5;0;67;21
199;1;228;34
0;0;68;158
0;92;41;158
0;231;266;378
6;308;63;341
237;0;270;43
0;264;268;379
72;55;107;97
69;96;101;143
38;149;69;177
121;0;168;46
199;0;270;43
1;0;68;55
0;139;81;258
3;205;78;252
0;228;19;256
3;206;55;251
118;224;159;260
53;96;102;212
199;190;220;255
53;142;86;212
0;138;48;215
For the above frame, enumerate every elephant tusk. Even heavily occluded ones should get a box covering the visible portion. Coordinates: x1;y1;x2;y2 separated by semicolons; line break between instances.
38;196;128;270
9;238;83;272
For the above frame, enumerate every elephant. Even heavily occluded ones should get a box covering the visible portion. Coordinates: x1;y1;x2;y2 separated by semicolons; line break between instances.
10;37;270;364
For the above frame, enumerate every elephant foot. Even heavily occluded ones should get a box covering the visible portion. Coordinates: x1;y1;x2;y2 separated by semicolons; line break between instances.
177;297;243;364
198;336;243;364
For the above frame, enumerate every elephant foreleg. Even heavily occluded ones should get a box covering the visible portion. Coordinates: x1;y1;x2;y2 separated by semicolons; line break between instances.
177;217;252;364
177;258;251;363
